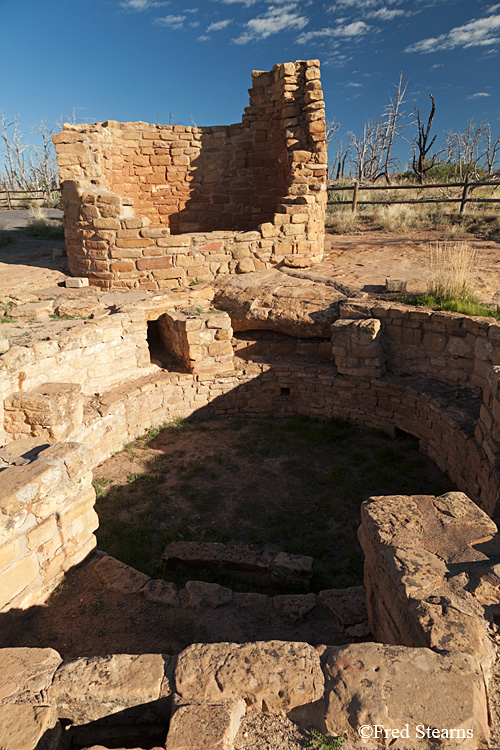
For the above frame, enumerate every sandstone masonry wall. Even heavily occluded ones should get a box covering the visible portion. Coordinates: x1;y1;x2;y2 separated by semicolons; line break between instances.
0;443;96;632
2;299;500;513
52;61;327;290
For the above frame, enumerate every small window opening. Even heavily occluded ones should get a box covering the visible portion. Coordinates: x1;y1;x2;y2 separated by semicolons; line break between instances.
280;387;291;397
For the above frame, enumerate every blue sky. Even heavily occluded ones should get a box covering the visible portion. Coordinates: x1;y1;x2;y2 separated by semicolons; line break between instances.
1;0;499;170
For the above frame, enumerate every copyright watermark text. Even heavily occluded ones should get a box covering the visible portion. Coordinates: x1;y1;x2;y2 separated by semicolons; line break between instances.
358;724;474;741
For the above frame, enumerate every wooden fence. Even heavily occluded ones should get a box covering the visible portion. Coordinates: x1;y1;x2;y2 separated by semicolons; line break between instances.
327;178;500;215
0;188;57;210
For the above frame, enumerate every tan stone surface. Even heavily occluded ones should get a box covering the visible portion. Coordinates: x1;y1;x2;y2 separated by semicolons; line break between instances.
358;492;498;674
92;554;150;594
175;641;324;714
213;270;345;337
166;700;246;750
185;580;233;609
0;703;61;750
48;653;169;724
0;647;62;704
320;643;489;749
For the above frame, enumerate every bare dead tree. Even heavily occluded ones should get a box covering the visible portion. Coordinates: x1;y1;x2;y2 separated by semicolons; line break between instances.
31;120;58;191
483;120;500;178
325;117;343;181
376;72;409;185
333;135;353;180
347;74;409;184
412;94;437;183
443;120;490;180
0;112;29;189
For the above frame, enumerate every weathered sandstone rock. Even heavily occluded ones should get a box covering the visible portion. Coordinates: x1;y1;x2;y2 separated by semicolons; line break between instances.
185;580;233;609
48;653;170;725
0;703;61;750
166;700;246;750
92;554;150;594
0;647;62;705
174;641;323;714
358;493;497;675
317;643;489;749
213;270;345;337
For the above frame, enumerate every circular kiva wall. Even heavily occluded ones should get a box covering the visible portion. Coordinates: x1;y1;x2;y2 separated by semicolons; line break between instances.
0;288;499;624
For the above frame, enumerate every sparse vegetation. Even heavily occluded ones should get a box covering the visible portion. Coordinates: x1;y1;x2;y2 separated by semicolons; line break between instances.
325;207;359;233
24;207;64;240
94;416;453;592
393;241;500;320
426;242;477;302
0;229;13;248
0;301;14;323
307;729;345;749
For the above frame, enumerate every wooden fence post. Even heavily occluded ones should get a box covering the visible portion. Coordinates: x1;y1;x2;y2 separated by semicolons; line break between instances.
5;189;12;210
352;181;359;214
459;175;470;215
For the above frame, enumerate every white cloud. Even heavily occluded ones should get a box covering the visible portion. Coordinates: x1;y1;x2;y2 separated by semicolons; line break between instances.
154;14;186;28
405;13;500;52
297;20;370;44
207;19;232;31
327;0;379;8
367;7;406;19
346;81;362;86
468;91;491;99
198;34;211;41
216;0;258;5
121;0;169;9
232;3;309;44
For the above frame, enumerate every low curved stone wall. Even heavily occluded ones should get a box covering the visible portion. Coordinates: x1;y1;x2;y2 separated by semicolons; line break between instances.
2;284;500;746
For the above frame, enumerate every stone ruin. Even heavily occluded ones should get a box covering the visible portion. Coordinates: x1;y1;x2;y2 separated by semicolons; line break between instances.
0;61;500;749
53;60;327;290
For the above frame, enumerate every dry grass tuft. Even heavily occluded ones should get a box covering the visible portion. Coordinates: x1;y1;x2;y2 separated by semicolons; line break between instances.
325;208;359;233
426;242;477;302
25;207;64;240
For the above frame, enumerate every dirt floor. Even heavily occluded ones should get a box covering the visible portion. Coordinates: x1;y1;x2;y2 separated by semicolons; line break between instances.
1;209;500;302
323;223;500;303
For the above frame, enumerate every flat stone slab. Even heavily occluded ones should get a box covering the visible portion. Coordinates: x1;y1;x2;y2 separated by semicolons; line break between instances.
92;554;150;594
175;640;324;715
65;277;89;288
185;581;233;609
166;700;246;750
273;593;317;623
213;269;345;338
48;653;170;725
0;704;61;750
318;586;368;627
319;643;489;749
162;541;313;587
10;300;54;319
141;579;180;607
0;647;62;704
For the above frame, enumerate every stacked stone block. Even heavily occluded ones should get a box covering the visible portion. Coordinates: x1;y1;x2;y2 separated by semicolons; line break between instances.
358;491;498;680
331;318;386;377
157;310;234;375
52;60;327;290
4;383;84;442
0;442;96;640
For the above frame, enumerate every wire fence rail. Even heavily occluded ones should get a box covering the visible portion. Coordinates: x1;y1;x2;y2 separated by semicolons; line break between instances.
327;178;500;215
0;188;57;210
